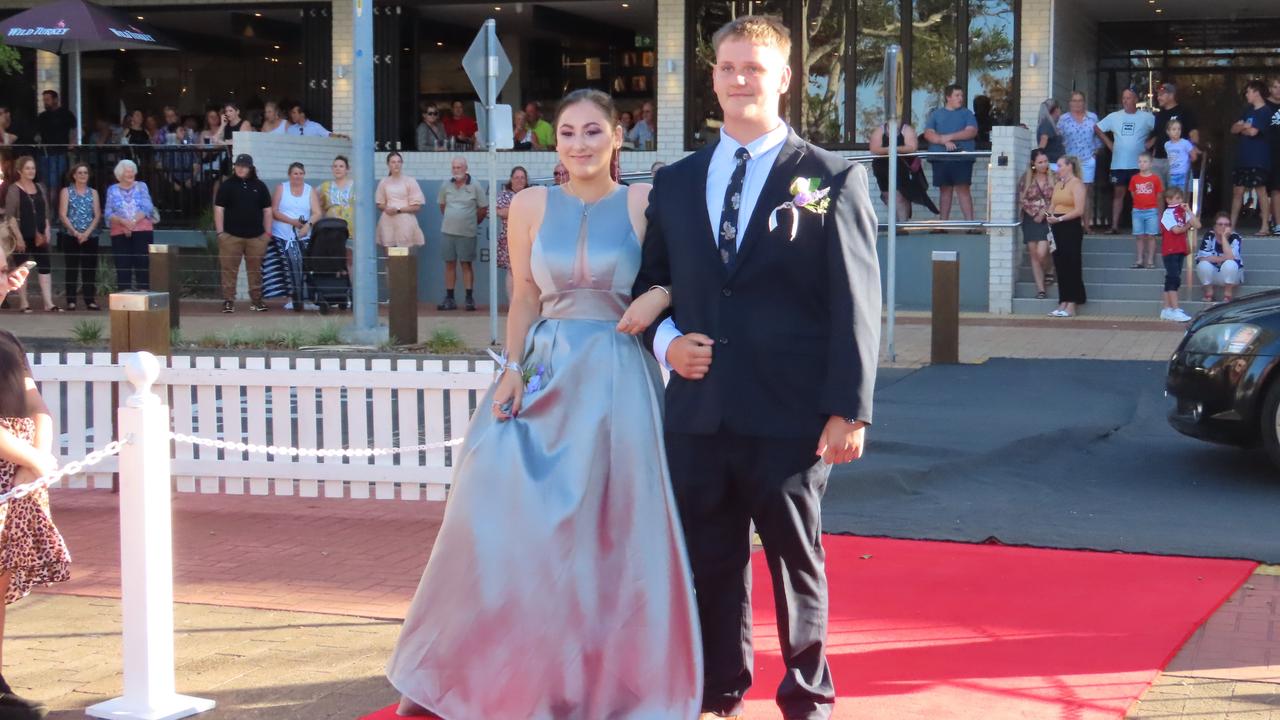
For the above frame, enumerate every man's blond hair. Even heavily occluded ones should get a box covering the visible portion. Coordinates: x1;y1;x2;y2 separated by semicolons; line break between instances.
712;15;791;58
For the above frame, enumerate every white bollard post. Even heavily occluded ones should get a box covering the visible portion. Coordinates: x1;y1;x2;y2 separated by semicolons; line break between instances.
86;352;215;720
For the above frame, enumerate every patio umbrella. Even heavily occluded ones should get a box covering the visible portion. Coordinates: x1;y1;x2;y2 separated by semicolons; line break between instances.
0;0;176;143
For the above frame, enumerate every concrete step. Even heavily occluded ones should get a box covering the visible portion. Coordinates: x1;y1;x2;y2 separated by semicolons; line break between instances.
1011;296;1216;318
1015;281;1279;302
1016;266;1280;285
1076;238;1280;253
1078;252;1280;270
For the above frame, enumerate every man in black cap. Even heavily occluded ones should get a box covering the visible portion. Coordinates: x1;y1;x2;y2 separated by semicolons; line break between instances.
214;154;273;313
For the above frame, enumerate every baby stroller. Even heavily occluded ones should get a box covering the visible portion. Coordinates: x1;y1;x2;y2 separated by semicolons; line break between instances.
303;217;352;315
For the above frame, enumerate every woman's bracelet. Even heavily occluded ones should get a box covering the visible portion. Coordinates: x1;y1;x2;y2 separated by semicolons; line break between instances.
486;348;523;376
648;285;671;297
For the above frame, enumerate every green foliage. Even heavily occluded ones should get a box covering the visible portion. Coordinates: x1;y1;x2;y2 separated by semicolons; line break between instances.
0;45;21;76
191;323;349;350
312;322;342;346
424;327;465;354
70;319;105;345
96;260;118;296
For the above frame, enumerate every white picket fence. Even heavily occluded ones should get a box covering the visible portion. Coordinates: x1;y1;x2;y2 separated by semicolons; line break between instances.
28;353;495;501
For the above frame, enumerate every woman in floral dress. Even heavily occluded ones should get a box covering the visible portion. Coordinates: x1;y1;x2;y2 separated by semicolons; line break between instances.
494;165;527;301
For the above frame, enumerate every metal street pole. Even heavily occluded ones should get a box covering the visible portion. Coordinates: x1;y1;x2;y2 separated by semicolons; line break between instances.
485;19;500;346
884;45;902;363
346;0;385;343
483;19;499;345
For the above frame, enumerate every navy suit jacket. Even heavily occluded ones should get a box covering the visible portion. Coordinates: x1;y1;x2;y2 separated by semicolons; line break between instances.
634;130;882;440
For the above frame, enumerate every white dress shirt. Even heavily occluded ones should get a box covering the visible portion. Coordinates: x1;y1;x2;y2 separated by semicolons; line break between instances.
652;123;791;369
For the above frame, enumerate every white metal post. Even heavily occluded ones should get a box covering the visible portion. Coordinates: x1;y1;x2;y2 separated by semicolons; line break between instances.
486;19;500;345
72;49;83;145
87;353;214;720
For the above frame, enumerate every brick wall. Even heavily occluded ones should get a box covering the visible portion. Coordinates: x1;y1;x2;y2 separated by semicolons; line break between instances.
987;125;1032;314
1019;0;1051;126
655;0;685;160
331;0;354;136
1018;0;1099;125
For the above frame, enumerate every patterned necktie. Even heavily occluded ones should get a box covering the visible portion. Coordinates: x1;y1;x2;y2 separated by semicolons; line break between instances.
717;147;750;267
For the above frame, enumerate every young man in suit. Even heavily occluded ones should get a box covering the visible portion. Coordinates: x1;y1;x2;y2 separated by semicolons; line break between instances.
634;15;881;720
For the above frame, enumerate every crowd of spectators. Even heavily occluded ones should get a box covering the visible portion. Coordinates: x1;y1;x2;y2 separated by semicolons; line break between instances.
1019;76;1280;320
414;98;655;152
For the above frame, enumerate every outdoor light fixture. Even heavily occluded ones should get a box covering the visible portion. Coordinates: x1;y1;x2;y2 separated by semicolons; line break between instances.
335;64;349;79
1028;51;1038;67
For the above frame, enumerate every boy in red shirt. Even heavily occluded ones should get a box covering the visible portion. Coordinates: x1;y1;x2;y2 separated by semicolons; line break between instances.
1159;187;1201;322
1129;152;1164;269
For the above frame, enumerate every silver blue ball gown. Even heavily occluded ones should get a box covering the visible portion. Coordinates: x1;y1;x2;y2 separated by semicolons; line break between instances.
386;184;703;719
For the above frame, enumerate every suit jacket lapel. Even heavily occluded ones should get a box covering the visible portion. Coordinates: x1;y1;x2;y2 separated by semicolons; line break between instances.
730;131;807;280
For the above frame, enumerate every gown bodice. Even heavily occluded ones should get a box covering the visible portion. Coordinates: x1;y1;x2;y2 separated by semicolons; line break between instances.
530;185;639;323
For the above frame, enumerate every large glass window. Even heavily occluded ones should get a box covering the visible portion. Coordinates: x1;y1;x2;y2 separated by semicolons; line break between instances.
800;0;848;145
684;0;1016;150
76;7;313;133
854;0;901;144
967;0;1016;125
909;0;958;129
415;0;658;152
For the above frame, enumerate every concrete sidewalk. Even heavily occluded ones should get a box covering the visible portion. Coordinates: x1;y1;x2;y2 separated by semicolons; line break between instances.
4;300;1188;368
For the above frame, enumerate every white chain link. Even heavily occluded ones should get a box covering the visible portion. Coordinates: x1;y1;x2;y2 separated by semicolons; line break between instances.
168;433;464;458
0;432;463;508
0;440;127;507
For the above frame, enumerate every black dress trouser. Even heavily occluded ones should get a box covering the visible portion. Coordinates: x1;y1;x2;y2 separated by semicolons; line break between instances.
666;429;835;720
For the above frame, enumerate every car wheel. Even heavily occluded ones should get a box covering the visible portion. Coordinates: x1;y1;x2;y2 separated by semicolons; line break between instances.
1260;380;1280;470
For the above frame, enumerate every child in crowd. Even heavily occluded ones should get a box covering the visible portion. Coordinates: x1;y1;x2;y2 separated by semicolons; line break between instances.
1129;153;1164;269
1164;119;1197;196
1159;187;1201;322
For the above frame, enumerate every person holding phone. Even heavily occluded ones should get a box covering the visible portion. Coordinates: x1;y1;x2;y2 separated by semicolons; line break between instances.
0;243;72;718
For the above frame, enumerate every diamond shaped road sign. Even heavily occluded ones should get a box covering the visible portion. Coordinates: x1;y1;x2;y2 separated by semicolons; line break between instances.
462;21;512;107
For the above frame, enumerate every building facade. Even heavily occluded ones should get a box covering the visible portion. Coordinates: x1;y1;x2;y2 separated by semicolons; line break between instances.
3;0;1278;311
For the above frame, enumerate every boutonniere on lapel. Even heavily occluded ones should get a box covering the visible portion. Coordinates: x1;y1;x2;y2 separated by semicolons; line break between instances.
768;177;832;241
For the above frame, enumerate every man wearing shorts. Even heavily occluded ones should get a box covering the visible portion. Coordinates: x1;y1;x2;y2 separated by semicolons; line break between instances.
1096;88;1155;234
1264;77;1280;235
1231;80;1272;234
436;156;487;311
923;85;979;229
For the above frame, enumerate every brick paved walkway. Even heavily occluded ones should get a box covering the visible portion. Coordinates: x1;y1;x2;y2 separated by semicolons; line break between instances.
1131;568;1280;718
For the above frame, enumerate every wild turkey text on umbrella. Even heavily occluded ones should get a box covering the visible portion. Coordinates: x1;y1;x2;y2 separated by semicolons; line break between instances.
0;0;176;144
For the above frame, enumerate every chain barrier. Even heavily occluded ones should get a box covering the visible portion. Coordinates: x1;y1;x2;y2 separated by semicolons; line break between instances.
0;439;128;507
0;434;466;507
167;433;464;458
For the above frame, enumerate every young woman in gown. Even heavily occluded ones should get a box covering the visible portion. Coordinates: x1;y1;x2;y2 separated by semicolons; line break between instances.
386;89;702;719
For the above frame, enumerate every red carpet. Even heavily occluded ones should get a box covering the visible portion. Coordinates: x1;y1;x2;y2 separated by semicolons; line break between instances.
362;535;1255;719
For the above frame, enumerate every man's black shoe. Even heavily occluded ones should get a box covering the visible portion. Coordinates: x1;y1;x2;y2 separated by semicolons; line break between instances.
437;298;458;311
222;301;234;314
